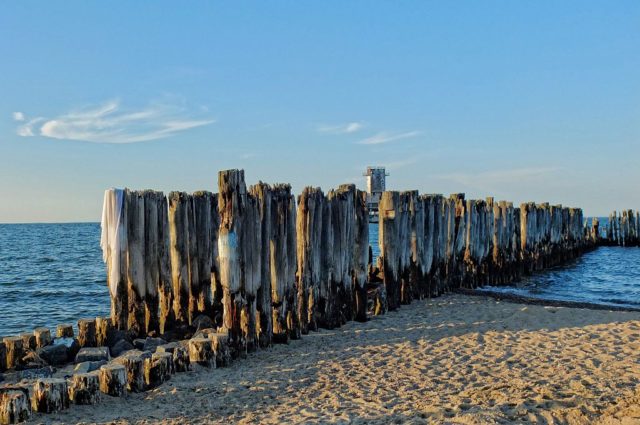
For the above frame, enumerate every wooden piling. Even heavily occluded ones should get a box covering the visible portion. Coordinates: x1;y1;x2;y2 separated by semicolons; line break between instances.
0;389;31;424
249;183;273;348
168;191;191;326
68;372;100;405
296;187;324;333
353;189;369;321
31;379;69;413
157;193;174;334
379;191;400;311
218;169;247;355
3;337;23;370
126;191;147;336
143;191;161;335
99;364;127;397
33;328;51;349
77;319;97;348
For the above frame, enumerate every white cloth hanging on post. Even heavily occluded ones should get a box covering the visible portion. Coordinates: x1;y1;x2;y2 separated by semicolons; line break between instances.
100;188;125;298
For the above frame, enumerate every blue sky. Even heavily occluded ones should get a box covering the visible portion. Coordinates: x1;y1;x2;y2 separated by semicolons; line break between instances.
0;1;638;222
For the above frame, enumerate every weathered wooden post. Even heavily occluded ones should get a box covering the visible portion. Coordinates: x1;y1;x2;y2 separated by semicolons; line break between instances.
353;189;369;321
188;338;214;367
157;193;174;334
101;188;129;331
126;190;146;336
33;328;51;349
296;187;324;333
420;195;436;297
155;194;175;334
192;191;217;321
270;184;299;341
68;372;100;405
218;170;247;354
2;337;23;370
450;194;467;287
379;191;400;310
328;185;356;320
95;317;112;348
31;379;69;413
99;364;127;397
77;319;97;348
0;389;31;424
0;342;6;372
143;191;161;335
168;191;191;326
250;183;273;347
396;191;412;304
318;195;335;326
113;351;148;392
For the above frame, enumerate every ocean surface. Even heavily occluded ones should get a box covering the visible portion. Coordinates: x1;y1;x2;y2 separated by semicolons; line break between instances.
0;222;638;336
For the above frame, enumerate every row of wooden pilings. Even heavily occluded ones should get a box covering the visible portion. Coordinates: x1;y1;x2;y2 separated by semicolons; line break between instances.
100;170;370;358
100;170;594;348
591;210;640;247
377;193;590;310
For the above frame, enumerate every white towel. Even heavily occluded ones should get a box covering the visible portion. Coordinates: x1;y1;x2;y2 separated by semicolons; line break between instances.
100;188;125;298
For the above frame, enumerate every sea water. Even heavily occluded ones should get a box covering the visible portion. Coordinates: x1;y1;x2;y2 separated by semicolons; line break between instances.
0;222;638;336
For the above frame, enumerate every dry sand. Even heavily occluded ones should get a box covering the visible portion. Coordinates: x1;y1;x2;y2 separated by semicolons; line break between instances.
39;295;640;424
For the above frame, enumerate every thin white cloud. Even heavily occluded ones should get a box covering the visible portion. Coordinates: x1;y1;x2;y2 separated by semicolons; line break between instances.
16;100;215;143
12;112;25;122
357;130;421;145
317;122;364;134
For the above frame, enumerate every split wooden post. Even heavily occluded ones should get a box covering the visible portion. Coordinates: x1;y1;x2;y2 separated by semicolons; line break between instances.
95;317;113;347
99;364;127;397
2;337;23;370
143;190;161;335
192;191;216;321
157;193;174;334
113;350;149;393
77;319;97;348
68;372;100;405
144;352;174;388
296;187;325;331
353;189;369;321
56;324;74;338
31;379;69;413
269;184;299;340
379;191;400;311
0;342;6;372
188;338;214;367
245;192;264;351
250;183;274;347
0;389;31;424
169;191;191;326
218;170;247;355
156;343;190;372
102;188;129;331
126;190;146;336
33;328;51;349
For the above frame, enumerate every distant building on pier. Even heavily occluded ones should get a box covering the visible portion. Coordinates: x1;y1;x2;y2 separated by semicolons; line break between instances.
363;166;388;223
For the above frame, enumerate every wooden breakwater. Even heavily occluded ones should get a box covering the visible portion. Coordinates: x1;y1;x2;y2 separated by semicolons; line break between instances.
592;210;640;247
1;168;603;424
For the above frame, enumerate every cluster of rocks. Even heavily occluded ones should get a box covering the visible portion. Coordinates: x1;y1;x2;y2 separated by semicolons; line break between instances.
0;316;231;424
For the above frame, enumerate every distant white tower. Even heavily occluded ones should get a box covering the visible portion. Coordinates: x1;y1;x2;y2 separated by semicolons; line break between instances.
363;166;388;222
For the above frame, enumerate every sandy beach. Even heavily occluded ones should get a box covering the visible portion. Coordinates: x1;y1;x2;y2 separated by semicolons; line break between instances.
35;294;640;425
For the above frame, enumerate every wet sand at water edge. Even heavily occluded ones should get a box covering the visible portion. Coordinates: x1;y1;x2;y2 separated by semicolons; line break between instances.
40;294;640;424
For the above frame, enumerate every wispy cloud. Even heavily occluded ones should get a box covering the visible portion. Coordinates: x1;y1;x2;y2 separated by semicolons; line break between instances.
15;100;215;143
12;112;25;122
357;130;421;145
317;122;364;134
